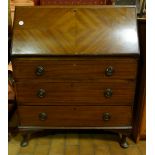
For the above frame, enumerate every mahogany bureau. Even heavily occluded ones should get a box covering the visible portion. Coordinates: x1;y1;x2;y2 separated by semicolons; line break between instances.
11;6;139;148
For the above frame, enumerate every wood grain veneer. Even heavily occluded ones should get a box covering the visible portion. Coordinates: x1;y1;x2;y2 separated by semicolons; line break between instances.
15;80;136;105
12;58;138;81
18;106;132;127
12;6;139;56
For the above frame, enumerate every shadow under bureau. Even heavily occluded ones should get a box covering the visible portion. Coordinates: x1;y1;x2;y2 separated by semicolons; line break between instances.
11;6;139;148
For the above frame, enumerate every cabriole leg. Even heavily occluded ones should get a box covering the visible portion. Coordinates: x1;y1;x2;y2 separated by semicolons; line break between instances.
21;132;31;147
120;134;129;148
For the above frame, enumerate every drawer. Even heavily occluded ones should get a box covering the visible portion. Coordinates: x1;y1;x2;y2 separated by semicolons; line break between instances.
12;58;138;82
18;106;132;127
15;80;136;105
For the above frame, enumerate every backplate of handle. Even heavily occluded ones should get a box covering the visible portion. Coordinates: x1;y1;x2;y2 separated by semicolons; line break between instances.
37;89;46;98
103;112;111;121
36;66;44;76
39;112;47;121
104;88;112;98
105;66;114;76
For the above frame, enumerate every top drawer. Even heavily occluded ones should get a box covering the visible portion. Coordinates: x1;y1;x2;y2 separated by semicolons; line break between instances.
12;58;138;82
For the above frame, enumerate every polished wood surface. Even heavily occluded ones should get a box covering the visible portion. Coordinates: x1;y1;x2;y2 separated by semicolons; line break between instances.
12;58;138;81
12;6;139;56
18;106;132;127
15;80;136;105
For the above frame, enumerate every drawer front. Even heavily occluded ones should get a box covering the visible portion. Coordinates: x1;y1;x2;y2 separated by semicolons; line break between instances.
16;81;136;105
12;58;138;82
18;106;132;127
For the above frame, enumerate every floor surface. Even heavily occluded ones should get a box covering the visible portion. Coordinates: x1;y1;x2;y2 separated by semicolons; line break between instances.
8;133;146;155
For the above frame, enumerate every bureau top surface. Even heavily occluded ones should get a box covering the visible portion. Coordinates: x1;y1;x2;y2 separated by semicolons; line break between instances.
11;6;139;56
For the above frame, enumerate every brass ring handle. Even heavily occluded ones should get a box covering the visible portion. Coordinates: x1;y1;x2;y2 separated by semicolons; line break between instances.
36;66;44;76
37;89;46;98
39;112;47;121
105;66;114;76
103;112;111;121
104;88;112;98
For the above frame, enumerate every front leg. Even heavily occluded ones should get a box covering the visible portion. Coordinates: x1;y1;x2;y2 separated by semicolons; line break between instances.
21;132;31;147
120;134;129;148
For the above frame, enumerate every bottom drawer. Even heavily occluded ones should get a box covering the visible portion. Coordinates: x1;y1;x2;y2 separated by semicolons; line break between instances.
18;106;132;127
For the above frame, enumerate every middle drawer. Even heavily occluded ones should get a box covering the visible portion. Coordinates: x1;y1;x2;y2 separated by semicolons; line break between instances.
16;80;136;105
